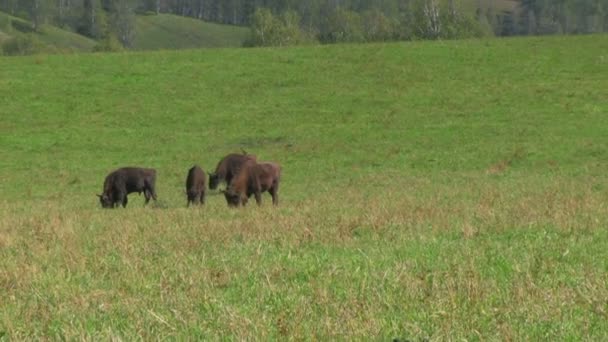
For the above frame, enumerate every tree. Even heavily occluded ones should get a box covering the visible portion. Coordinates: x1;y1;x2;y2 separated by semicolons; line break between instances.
81;0;108;38
361;8;398;41
246;8;313;46
318;7;364;43
29;0;50;31
109;0;136;47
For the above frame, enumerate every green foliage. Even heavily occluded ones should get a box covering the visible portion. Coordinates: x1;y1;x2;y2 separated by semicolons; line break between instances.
91;34;123;52
109;0;136;47
10;18;34;33
0;12;10;31
79;0;108;39
361;8;400;42
246;8;314;47
443;11;488;39
1;33;47;55
318;7;365;43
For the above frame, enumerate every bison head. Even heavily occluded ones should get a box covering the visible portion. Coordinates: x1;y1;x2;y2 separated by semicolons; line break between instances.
209;173;220;190
97;194;113;208
220;189;241;207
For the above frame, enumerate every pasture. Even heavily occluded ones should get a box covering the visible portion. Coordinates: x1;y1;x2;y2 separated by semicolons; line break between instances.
1;35;608;339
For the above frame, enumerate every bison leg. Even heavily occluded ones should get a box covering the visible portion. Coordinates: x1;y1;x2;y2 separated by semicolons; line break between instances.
254;191;262;206
145;181;158;202
144;188;157;205
269;187;279;206
115;191;127;208
200;191;206;205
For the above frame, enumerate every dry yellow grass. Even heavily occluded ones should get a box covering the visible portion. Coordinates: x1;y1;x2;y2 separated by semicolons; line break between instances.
1;175;607;339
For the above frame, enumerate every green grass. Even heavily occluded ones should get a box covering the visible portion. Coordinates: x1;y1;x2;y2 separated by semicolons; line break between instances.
133;13;250;50
1;35;608;339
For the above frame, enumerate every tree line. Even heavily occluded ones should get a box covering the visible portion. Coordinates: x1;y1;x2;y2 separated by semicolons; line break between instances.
1;0;607;48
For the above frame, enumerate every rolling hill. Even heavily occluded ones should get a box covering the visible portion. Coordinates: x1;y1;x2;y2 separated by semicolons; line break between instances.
0;11;97;54
0;11;249;55
133;13;250;50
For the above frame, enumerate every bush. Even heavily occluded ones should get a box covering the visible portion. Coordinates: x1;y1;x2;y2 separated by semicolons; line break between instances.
246;8;315;47
361;9;400;42
1;34;47;56
318;8;365;43
0;15;11;32
11;20;34;33
92;35;124;52
443;14;488;39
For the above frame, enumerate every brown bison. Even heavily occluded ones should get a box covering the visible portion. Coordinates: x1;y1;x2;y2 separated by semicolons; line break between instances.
186;165;206;207
208;150;257;190
221;160;281;207
97;167;157;208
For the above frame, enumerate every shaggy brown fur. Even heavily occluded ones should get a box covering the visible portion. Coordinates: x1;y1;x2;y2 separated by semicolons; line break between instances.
186;165;207;207
222;160;281;207
97;167;157;208
209;150;257;190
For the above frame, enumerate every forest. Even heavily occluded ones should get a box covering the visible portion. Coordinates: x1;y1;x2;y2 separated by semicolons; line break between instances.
1;0;607;49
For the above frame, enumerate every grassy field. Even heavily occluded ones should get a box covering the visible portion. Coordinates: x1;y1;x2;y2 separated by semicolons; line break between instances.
1;34;608;339
133;13;249;50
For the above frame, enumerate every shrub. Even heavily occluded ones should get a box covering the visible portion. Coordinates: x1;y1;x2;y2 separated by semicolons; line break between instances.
11;19;35;33
92;35;124;52
1;34;46;56
246;8;316;47
318;8;365;43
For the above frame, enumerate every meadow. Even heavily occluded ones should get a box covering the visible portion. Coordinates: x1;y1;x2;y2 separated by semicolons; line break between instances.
1;34;608;340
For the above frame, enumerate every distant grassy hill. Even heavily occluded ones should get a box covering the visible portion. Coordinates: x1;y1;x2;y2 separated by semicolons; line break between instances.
0;11;249;54
0;11;96;54
132;13;249;50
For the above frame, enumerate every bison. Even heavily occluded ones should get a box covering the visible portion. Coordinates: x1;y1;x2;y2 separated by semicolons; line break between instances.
186;165;207;207
221;160;281;207
208;150;257;190
97;167;157;208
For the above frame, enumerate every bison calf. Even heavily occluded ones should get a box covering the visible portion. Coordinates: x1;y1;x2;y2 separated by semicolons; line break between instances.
186;165;207;207
97;167;157;208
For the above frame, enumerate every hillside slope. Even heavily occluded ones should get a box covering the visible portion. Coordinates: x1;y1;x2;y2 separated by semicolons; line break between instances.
1;11;249;54
133;13;249;50
0;11;96;53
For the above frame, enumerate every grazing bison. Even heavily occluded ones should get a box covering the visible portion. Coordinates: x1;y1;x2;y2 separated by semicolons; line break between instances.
186;165;206;207
208;150;257;190
221;160;281;207
97;167;157;208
